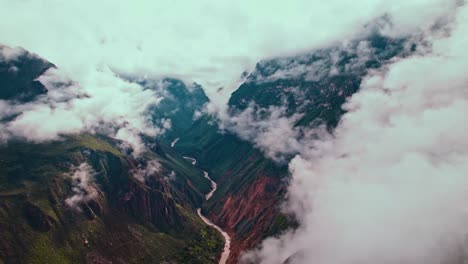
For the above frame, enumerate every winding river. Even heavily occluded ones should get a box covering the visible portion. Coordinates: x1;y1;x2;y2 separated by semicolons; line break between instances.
177;144;231;263
197;208;231;264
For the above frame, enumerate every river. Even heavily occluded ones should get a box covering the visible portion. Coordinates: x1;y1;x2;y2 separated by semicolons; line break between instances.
183;156;197;165
173;141;231;264
170;137;180;147
197;208;231;264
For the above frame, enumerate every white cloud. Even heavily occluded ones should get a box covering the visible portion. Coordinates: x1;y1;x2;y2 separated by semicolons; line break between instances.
242;3;468;264
65;163;98;211
0;67;164;154
132;160;161;183
220;104;321;162
0;45;27;61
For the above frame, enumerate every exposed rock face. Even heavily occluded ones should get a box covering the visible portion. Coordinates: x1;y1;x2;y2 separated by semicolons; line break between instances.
81;194;104;220
120;179;183;232
210;174;285;263
23;202;56;232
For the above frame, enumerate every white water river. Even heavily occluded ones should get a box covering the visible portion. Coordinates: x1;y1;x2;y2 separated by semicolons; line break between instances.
170;137;180;148
183;156;197;166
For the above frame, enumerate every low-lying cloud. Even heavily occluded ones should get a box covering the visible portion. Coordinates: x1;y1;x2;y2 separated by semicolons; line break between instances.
0;45;27;61
221;104;326;163
242;3;468;264
65;163;98;211
0;62;165;155
132;159;162;183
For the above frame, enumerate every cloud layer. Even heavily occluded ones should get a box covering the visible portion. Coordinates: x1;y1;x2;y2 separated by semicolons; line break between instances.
0;0;459;113
242;3;468;264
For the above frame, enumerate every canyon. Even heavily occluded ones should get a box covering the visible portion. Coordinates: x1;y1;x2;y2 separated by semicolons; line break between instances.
0;30;420;264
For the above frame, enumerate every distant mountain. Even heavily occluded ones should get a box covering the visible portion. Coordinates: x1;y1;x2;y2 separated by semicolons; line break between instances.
229;33;410;128
0;45;54;102
131;77;210;143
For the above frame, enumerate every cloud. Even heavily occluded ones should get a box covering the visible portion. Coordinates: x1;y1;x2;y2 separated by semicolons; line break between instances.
0;0;460;116
0;45;27;61
165;170;177;182
242;3;468;264
220;104;324;163
132;160;161;183
0;67;164;155
65;163;98;211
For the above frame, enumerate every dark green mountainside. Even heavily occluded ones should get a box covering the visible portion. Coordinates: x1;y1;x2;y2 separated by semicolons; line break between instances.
133;77;209;143
229;34;410;128
0;45;54;102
